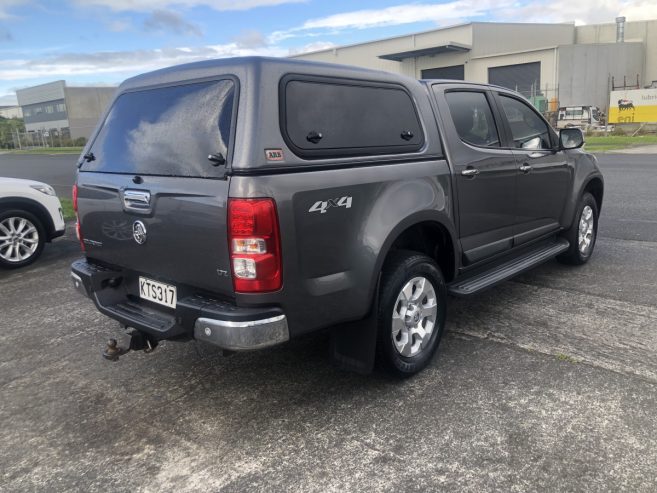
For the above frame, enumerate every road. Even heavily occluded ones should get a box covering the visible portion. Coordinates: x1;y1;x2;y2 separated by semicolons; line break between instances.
0;153;78;198
1;153;656;491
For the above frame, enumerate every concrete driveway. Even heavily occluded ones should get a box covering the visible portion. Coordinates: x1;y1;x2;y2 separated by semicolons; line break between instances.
1;154;656;492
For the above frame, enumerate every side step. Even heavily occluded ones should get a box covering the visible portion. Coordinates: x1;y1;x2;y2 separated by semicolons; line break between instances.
448;238;569;297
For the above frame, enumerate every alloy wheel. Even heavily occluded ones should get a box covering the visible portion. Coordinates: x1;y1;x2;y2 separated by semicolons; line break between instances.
391;276;438;357
578;205;594;254
0;217;40;263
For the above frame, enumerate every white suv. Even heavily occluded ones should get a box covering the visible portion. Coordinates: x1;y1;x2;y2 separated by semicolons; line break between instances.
0;178;66;268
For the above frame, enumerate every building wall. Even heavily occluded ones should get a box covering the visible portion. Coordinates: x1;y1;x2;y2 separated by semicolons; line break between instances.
291;24;474;77
576;19;657;86
64;87;116;140
558;42;644;110
0;106;23;119
24;119;70;133
16;80;66;106
16;80;70;133
471;23;574;57
294;23;572;85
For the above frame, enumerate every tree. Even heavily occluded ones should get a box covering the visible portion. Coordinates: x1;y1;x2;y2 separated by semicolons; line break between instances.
0;117;25;149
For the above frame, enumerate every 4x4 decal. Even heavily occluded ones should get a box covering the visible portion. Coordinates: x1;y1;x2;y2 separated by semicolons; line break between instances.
308;196;352;214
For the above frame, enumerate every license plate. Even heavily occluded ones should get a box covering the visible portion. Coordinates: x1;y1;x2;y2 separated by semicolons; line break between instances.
139;276;177;309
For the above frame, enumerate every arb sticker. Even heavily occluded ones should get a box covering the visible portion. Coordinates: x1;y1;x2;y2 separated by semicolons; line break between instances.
265;149;284;161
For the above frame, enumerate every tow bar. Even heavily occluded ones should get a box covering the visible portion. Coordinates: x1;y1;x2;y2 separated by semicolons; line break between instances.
102;327;158;361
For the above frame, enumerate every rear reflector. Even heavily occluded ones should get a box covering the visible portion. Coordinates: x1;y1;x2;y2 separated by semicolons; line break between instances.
72;183;79;212
72;183;85;252
228;198;282;292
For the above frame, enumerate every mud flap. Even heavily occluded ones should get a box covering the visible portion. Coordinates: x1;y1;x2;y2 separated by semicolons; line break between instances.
329;278;380;374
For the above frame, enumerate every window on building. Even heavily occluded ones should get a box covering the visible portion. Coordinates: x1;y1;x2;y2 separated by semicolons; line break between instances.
56;103;66;112
45;105;54;114
499;95;551;150
443;91;500;147
282;78;424;158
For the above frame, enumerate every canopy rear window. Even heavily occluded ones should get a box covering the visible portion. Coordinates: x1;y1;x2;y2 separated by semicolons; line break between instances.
82;79;235;176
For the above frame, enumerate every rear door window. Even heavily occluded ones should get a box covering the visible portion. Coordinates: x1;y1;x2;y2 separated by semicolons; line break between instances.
282;78;424;158
82;79;236;176
444;91;501;147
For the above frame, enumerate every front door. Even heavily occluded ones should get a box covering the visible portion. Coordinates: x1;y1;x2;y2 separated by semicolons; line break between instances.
495;93;571;245
434;87;518;266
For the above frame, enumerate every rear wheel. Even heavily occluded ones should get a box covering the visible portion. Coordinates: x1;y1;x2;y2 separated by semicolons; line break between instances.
0;210;46;269
376;251;447;377
557;192;598;265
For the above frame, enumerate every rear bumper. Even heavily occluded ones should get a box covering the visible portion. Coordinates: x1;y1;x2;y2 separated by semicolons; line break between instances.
71;258;289;351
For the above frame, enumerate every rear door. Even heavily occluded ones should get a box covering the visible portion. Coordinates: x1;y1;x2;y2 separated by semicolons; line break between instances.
77;78;237;295
494;93;571;245
433;86;518;266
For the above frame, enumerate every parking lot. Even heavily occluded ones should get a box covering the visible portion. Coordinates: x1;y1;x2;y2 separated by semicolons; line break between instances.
1;153;656;491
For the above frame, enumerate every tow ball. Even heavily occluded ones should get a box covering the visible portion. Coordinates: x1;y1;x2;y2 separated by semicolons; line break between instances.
102;328;158;361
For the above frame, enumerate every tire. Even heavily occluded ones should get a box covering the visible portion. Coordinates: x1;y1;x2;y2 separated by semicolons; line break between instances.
0;209;46;269
376;251;447;377
557;192;599;265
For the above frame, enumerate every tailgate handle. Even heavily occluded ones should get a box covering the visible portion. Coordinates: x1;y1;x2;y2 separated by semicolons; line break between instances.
123;190;151;211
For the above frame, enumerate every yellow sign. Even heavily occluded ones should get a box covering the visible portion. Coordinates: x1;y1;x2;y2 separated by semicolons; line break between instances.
609;88;657;123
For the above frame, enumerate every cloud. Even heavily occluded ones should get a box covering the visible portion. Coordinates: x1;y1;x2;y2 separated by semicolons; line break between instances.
301;2;492;30
233;29;267;49
143;9;203;37
0;0;29;19
73;0;305;12
271;0;657;42
288;41;336;56
0;93;18;105
106;19;131;32
491;0;657;24
0;43;287;81
270;1;497;41
0;26;12;41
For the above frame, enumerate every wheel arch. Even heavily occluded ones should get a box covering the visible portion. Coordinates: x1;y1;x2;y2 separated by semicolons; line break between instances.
582;176;604;213
0;197;56;240
371;212;458;304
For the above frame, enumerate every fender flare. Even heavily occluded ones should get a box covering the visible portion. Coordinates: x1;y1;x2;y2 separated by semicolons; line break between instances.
0;196;57;240
566;173;604;229
367;210;458;307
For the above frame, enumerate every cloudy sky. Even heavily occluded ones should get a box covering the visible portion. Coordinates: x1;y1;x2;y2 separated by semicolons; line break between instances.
1;0;656;105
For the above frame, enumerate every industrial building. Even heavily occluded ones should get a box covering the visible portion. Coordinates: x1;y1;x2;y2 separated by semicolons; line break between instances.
15;81;115;141
293;18;657;120
0;106;23;119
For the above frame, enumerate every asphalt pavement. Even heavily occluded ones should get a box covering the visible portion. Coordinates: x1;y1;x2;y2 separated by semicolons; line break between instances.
1;153;656;492
0;153;79;198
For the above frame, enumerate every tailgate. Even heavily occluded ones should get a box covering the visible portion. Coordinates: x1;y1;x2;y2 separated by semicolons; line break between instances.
76;77;237;297
77;173;233;295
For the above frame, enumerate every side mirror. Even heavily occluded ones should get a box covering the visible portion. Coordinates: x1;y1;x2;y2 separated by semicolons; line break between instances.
559;128;584;150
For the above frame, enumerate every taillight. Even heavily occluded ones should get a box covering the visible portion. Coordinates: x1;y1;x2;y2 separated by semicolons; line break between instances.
72;183;85;252
228;198;282;292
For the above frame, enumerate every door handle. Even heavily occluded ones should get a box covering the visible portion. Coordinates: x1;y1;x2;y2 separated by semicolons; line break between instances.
461;168;480;177
528;152;544;159
519;164;532;174
123;190;151;211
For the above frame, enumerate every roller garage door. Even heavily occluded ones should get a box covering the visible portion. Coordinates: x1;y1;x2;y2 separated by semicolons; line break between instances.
488;62;540;96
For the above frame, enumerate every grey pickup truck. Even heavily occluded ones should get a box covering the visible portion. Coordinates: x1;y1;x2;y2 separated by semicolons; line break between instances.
71;57;603;377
